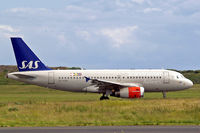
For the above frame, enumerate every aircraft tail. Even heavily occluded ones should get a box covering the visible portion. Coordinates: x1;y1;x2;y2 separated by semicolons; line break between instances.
10;37;51;71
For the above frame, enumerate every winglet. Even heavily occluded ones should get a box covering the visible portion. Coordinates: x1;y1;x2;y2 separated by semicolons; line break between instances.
84;76;91;82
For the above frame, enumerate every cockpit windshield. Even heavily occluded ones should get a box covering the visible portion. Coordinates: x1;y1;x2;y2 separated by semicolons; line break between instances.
176;74;185;79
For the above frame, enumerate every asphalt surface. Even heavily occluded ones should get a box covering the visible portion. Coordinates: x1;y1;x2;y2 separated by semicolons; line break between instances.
0;126;199;133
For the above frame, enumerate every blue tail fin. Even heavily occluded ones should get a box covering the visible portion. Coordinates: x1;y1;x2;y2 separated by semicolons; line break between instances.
11;37;51;71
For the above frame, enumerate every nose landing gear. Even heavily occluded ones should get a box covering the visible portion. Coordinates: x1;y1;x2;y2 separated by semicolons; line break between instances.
162;91;166;98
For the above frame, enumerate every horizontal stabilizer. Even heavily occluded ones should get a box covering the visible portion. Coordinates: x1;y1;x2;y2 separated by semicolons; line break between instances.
13;74;35;79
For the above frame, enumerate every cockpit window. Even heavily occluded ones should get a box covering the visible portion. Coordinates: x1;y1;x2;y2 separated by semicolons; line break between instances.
177;74;185;79
180;75;184;78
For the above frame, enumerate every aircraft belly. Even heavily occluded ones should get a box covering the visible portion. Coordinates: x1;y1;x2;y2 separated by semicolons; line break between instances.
143;80;164;92
55;81;88;92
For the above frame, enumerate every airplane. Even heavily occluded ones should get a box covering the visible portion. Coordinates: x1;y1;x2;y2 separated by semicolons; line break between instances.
7;37;193;100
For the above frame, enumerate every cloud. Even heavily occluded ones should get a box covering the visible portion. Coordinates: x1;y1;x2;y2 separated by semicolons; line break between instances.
76;30;91;41
101;25;138;48
0;25;18;32
65;5;92;13
57;33;67;46
7;7;48;13
0;24;22;39
131;0;144;4
115;0;145;8
143;8;162;13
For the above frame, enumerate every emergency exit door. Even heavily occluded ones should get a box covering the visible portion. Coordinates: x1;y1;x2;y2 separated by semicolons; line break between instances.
48;72;55;84
163;71;169;84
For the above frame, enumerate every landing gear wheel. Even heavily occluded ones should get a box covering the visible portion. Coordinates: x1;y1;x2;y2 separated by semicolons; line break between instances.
100;96;104;100
104;96;109;100
100;96;110;100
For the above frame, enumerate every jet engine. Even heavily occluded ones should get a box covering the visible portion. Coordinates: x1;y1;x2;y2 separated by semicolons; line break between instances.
112;87;144;98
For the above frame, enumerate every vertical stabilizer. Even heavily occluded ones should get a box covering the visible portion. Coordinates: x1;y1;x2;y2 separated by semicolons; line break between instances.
11;37;51;71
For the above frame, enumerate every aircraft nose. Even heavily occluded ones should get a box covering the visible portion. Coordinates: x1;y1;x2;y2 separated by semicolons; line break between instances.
186;79;193;88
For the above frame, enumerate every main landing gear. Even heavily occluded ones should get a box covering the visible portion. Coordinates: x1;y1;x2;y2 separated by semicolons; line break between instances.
100;93;109;100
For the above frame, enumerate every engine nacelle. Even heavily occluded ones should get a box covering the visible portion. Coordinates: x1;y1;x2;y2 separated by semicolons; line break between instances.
113;87;144;98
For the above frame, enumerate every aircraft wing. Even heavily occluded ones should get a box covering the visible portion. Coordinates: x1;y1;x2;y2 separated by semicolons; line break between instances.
85;77;140;90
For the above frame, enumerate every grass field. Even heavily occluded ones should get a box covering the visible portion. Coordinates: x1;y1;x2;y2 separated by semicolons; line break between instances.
0;84;199;127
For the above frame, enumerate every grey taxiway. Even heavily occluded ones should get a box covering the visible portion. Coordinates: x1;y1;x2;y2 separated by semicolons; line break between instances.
0;126;199;133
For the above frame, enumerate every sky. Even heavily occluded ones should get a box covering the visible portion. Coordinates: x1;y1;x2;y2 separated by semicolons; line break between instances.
0;0;200;70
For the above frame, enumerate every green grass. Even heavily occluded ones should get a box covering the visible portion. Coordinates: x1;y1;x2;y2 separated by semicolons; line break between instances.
0;84;199;127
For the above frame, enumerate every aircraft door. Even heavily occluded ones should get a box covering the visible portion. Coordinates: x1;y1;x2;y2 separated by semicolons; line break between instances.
163;71;169;84
48;72;55;84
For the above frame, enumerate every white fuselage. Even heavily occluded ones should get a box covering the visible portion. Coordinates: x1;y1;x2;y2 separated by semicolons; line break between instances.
8;69;193;93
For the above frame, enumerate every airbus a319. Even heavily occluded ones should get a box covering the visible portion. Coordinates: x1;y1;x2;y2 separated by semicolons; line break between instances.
8;38;193;100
